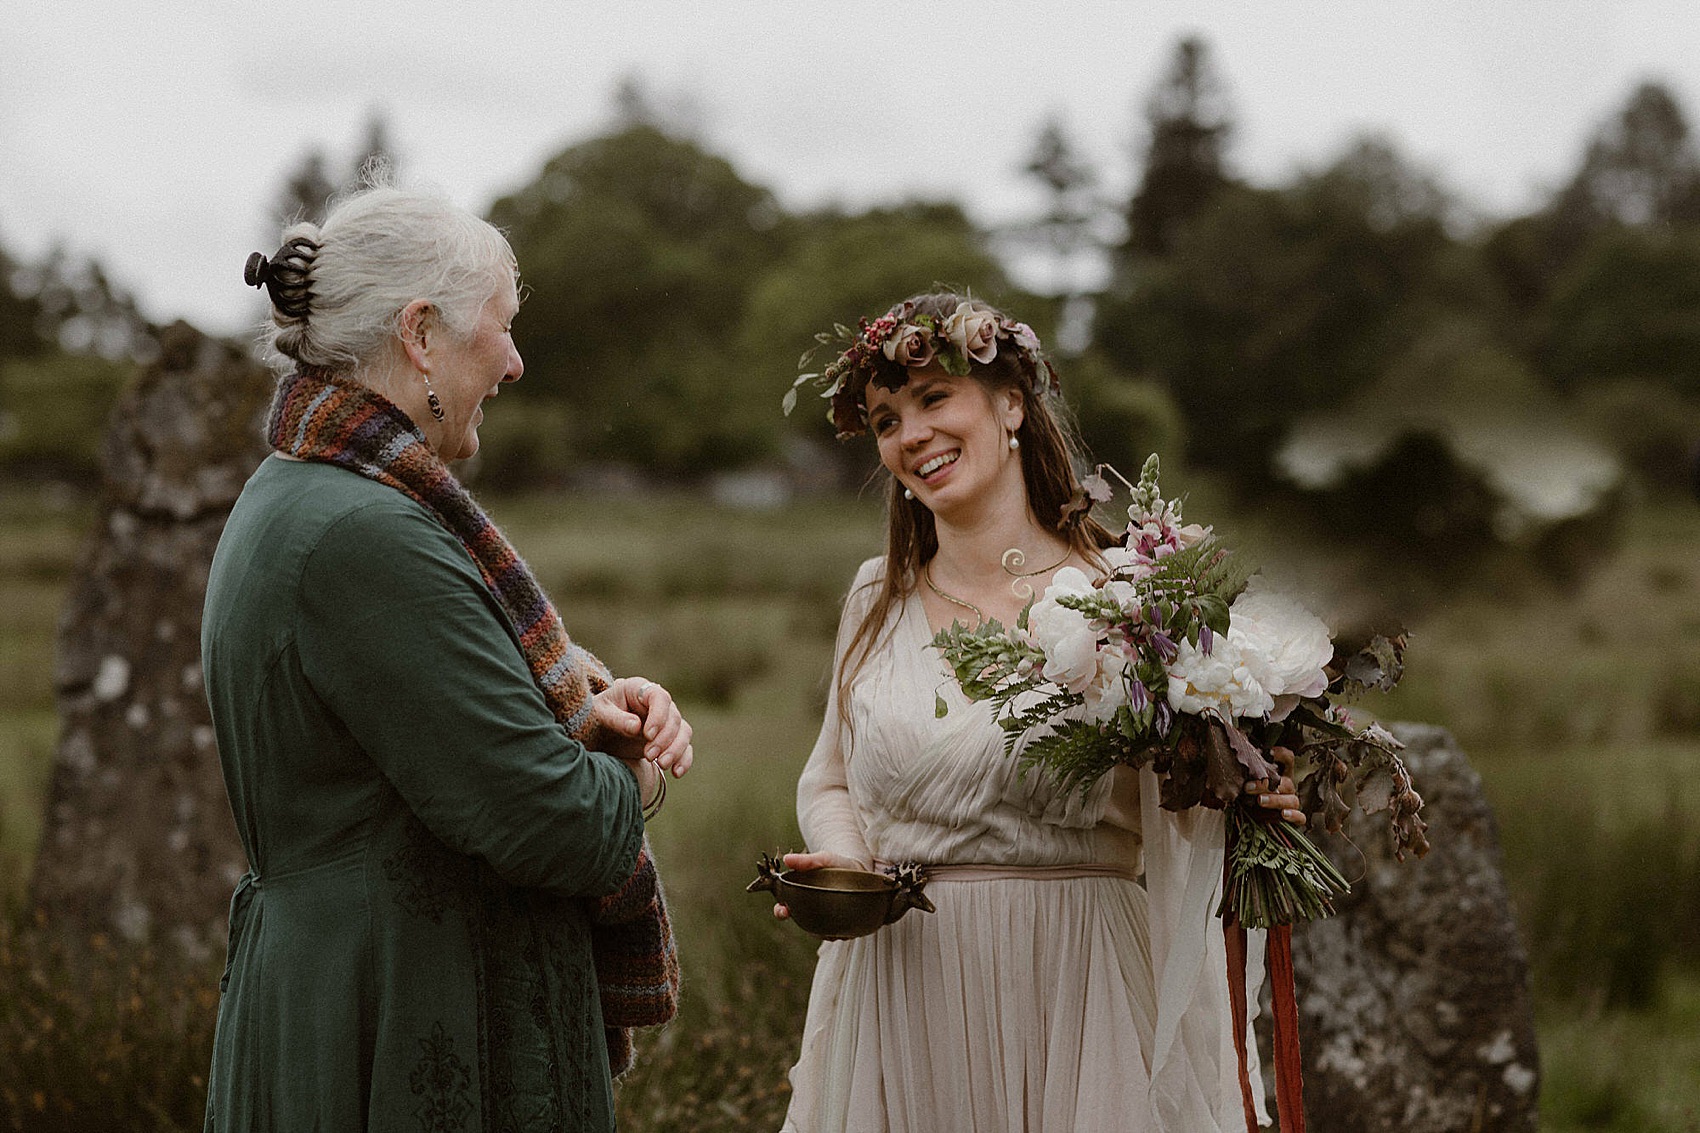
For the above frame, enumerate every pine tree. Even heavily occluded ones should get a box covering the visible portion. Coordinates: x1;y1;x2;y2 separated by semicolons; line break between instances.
1554;81;1700;233
1123;36;1235;260
275;149;337;227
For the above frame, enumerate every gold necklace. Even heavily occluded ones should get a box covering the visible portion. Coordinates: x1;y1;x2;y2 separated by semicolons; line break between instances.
1001;546;1072;578
924;563;984;623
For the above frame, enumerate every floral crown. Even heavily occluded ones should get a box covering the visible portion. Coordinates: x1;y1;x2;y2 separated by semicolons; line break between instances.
783;297;1061;438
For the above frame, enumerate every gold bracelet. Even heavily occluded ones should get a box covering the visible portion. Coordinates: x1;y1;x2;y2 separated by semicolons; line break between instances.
641;764;667;821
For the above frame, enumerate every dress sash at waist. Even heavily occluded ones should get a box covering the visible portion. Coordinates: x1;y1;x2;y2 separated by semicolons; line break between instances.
874;859;1138;883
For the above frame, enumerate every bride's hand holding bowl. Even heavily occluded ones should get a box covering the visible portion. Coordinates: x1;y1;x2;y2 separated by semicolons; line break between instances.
772;850;868;920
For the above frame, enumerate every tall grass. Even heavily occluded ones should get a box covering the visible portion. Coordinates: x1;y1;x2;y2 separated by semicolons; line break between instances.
1;486;1698;1130
0;911;222;1132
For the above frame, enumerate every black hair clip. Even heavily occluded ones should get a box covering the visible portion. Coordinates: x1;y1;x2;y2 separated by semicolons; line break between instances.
245;239;316;318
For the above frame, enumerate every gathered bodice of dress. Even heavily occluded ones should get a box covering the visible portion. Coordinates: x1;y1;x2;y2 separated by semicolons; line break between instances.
815;558;1141;873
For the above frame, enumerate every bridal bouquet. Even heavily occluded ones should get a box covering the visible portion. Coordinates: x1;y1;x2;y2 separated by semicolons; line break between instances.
932;456;1429;929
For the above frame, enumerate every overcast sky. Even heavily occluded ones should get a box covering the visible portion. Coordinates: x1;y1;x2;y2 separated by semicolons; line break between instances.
6;2;1699;337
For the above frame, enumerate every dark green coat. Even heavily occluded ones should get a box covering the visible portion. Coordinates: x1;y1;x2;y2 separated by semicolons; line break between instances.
200;457;644;1132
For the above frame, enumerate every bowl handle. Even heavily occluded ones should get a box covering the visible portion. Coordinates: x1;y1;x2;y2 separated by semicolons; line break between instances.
745;851;784;896
883;861;936;923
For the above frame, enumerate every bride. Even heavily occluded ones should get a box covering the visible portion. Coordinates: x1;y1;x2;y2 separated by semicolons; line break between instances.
772;292;1302;1132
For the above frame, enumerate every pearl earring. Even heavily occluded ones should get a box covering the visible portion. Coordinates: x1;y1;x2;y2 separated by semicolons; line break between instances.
904;487;915;500
1008;435;1020;451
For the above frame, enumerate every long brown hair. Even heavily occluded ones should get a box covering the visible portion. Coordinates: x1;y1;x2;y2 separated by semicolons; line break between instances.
833;292;1117;728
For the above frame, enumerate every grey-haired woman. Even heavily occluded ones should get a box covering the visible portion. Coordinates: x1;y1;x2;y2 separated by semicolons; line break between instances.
201;180;691;1132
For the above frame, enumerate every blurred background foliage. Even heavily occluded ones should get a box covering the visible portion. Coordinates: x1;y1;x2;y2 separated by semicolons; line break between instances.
3;34;1700;1132
3;43;1695;566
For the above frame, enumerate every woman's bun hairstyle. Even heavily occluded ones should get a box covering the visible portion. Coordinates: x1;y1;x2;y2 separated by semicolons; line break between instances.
245;171;516;375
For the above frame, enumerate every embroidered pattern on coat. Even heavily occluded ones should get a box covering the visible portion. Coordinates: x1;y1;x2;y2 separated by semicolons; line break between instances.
384;818;464;924
409;1021;474;1132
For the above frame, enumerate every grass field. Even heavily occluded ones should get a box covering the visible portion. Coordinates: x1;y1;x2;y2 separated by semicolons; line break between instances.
2;480;1698;1130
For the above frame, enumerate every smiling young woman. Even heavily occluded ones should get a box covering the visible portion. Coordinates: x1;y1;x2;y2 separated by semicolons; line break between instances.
772;291;1303;1132
866;367;1067;630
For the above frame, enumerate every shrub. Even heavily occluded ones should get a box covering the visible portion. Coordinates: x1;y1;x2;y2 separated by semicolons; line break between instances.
0;910;219;1132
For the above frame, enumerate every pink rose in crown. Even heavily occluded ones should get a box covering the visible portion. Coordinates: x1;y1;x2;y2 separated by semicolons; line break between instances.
944;302;1000;364
882;324;937;368
1006;321;1042;353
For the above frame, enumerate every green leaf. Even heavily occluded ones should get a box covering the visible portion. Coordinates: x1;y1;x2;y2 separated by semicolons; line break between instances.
935;693;949;719
781;387;798;416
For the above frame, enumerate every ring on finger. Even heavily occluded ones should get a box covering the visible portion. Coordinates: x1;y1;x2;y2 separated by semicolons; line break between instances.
636;680;654;703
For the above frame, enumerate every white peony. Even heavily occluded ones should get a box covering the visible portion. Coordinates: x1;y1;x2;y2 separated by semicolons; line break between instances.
1227;577;1333;700
1043;623;1101;694
1028;567;1102;694
1080;650;1131;723
1166;634;1275;719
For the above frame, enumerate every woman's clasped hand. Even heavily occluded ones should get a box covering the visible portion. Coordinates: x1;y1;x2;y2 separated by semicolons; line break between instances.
591;676;695;806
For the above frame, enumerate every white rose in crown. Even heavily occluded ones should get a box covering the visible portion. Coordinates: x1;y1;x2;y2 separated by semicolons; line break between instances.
1227;577;1333;701
944;302;1000;364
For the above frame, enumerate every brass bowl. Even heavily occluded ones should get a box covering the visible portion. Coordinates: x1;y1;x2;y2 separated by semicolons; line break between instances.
747;857;934;941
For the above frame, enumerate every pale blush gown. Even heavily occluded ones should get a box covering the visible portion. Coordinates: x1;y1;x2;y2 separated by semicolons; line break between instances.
782;559;1268;1133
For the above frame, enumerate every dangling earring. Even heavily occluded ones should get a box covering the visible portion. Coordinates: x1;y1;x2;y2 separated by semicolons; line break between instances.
1008;434;1020;451
903;487;915;500
422;371;446;422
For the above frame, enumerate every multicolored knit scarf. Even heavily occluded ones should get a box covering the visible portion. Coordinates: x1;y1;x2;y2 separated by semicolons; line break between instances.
267;367;679;1074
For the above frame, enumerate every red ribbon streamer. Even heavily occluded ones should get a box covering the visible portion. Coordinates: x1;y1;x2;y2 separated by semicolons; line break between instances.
1268;923;1306;1133
1223;838;1307;1131
1223;916;1261;1131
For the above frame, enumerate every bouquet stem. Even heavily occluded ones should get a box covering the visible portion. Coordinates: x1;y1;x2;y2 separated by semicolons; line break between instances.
1218;806;1350;929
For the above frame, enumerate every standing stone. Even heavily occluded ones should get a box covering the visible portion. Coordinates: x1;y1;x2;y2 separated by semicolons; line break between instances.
30;322;272;959
1290;723;1540;1132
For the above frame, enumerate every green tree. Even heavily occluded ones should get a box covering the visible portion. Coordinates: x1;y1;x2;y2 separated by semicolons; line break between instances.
1541;226;1700;397
273;111;399;228
17;247;155;362
0;242;49;361
1121;35;1234;261
1019;115;1102;290
275;150;338;227
1099;137;1492;480
1484;80;1700;332
485;125;790;479
1553;81;1700;235
744;202;1022;471
1011;114;1109;353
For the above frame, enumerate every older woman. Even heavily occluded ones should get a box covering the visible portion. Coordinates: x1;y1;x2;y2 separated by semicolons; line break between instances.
201;181;691;1132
